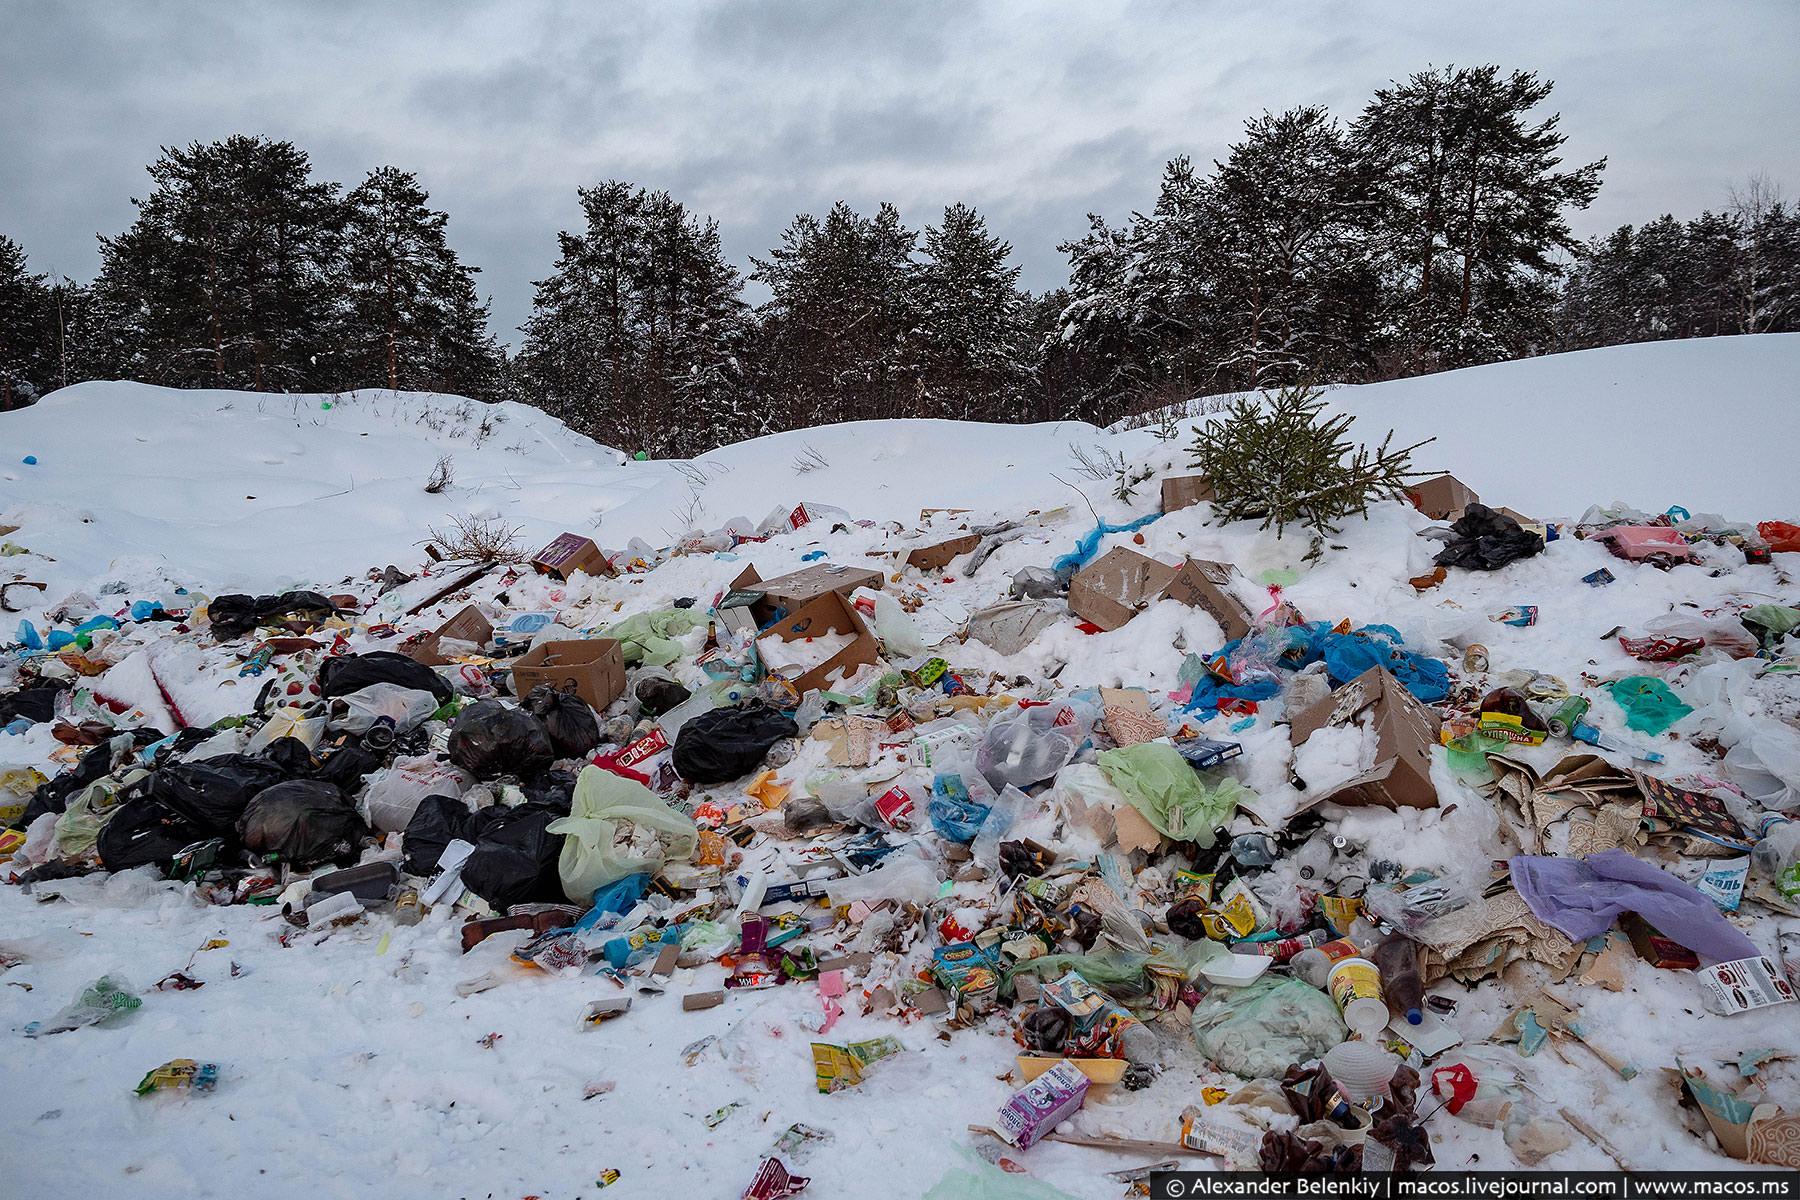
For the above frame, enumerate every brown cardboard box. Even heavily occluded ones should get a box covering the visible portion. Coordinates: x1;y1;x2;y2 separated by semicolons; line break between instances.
405;604;494;667
1162;557;1256;642
1067;547;1179;631
906;533;980;572
530;532;614;580
1068;547;1256;637
508;638;625;711
730;562;884;626
755;590;879;697
1162;475;1216;513
1290;665;1442;809
1406;474;1479;521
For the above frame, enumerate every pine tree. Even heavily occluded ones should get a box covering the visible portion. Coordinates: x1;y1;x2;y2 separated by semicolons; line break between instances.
912;203;1034;420
1187;382;1430;559
340;166;500;398
1353;66;1605;371
515;182;748;455
92;136;342;391
749;201;918;427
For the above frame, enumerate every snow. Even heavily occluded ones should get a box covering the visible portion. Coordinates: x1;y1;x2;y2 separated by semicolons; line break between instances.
4;336;1800;1195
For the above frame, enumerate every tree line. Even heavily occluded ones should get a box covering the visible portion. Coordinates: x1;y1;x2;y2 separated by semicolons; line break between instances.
2;65;1796;454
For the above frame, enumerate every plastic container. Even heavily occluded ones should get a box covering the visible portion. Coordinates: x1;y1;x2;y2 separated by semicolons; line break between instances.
1291;935;1373;988
307;861;399;906
1327;957;1387;1038
1752;816;1800;899
1372;933;1424;1025
1322;1040;1400;1102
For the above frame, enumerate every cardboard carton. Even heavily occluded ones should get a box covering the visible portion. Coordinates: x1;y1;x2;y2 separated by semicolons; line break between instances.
1162;475;1216;513
1067;547;1178;631
405;604;494;667
530;533;614;580
1406;474;1479;521
755;591;879;698
905;533;980;572
730;562;884;626
1067;547;1256;638
1162;557;1256;642
1290;665;1442;809
508;638;625;711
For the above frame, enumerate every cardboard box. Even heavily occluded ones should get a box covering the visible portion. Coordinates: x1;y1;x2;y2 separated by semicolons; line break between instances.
906;533;980;572
754;591;879;698
405;604;494;667
1067;547;1178;631
508;638;625;711
1067;547;1255;638
1290;665;1443;809
1162;475;1216;513
731;562;884;626
530;533;613;580
1162;557;1256;642
1406;474;1479;521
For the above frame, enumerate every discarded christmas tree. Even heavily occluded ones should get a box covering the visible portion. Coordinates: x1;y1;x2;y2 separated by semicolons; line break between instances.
1188;381;1431;559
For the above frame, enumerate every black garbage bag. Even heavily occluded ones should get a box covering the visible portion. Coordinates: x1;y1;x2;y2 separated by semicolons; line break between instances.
147;755;289;840
672;703;798;784
14;733;142;830
261;737;387;792
399;795;564;908
447;700;554;780
318;651;453;704
209;590;343;640
634;676;691;717
1432;503;1545;572
0;678;70;726
96;798;208;872
520;766;578;813
236;779;367;869
521;685;601;760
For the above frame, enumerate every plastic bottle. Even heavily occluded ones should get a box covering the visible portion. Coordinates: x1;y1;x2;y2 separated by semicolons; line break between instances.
1291;933;1375;988
1327;957;1388;1038
1751;816;1800;899
1372;932;1424;1025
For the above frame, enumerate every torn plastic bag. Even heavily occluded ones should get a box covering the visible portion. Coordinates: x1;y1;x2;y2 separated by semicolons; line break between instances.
1096;742;1249;847
15;732;147;830
1432;504;1545;572
327;683;440;734
359;755;474;833
546;767;698;901
975;705;1080;791
148;755;290;839
95;797;208;872
318;650;453;704
236;779;367;869
24;974;142;1037
1190;974;1347;1078
1510;849;1758;963
521;685;602;760
966;601;1059;656
447;700;555;780
671;702;798;784
930;771;997;842
207;590;342;640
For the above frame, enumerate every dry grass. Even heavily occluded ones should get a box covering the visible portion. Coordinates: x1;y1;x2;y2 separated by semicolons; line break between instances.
424;513;526;563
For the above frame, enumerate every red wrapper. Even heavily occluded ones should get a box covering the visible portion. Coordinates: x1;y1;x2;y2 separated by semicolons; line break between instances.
741;1157;810;1199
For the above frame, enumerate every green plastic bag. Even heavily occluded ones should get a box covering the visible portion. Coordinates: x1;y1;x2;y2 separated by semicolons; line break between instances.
546;767;699;902
923;1147;1082;1200
1096;742;1251;847
598;609;708;668
1190;973;1347;1077
1608;676;1693;735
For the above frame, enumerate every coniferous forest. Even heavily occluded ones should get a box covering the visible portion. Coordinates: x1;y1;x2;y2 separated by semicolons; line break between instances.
2;65;1796;453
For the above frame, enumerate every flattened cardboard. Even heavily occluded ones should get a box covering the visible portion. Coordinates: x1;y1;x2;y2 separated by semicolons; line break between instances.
1406;474;1479;521
1162;557;1256;642
1067;547;1178;632
530;533;614;580
406;604;494;667
730;562;884;626
906;533;980;572
509;638;625;711
1161;475;1216;513
755;590;879;698
1290;665;1442;809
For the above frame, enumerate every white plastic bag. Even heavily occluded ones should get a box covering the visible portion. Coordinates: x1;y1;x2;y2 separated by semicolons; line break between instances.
359;755;476;832
327;683;440;734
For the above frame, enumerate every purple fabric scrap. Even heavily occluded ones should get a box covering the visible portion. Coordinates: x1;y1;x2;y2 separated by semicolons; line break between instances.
1509;848;1758;964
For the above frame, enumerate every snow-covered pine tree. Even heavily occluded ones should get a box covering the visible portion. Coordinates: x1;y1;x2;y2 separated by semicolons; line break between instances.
1353;66;1605;373
340;166;501;399
912;203;1034;421
1187;381;1430;560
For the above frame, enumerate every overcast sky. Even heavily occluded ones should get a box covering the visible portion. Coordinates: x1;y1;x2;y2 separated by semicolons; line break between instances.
4;0;1797;344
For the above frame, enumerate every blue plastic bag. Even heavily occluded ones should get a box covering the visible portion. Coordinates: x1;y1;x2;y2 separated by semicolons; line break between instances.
929;774;992;842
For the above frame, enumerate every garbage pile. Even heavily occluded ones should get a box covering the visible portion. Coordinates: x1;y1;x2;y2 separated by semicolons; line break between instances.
5;473;1800;1183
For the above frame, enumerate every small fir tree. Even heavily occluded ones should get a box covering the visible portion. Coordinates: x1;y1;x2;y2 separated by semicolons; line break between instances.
1188;381;1431;559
